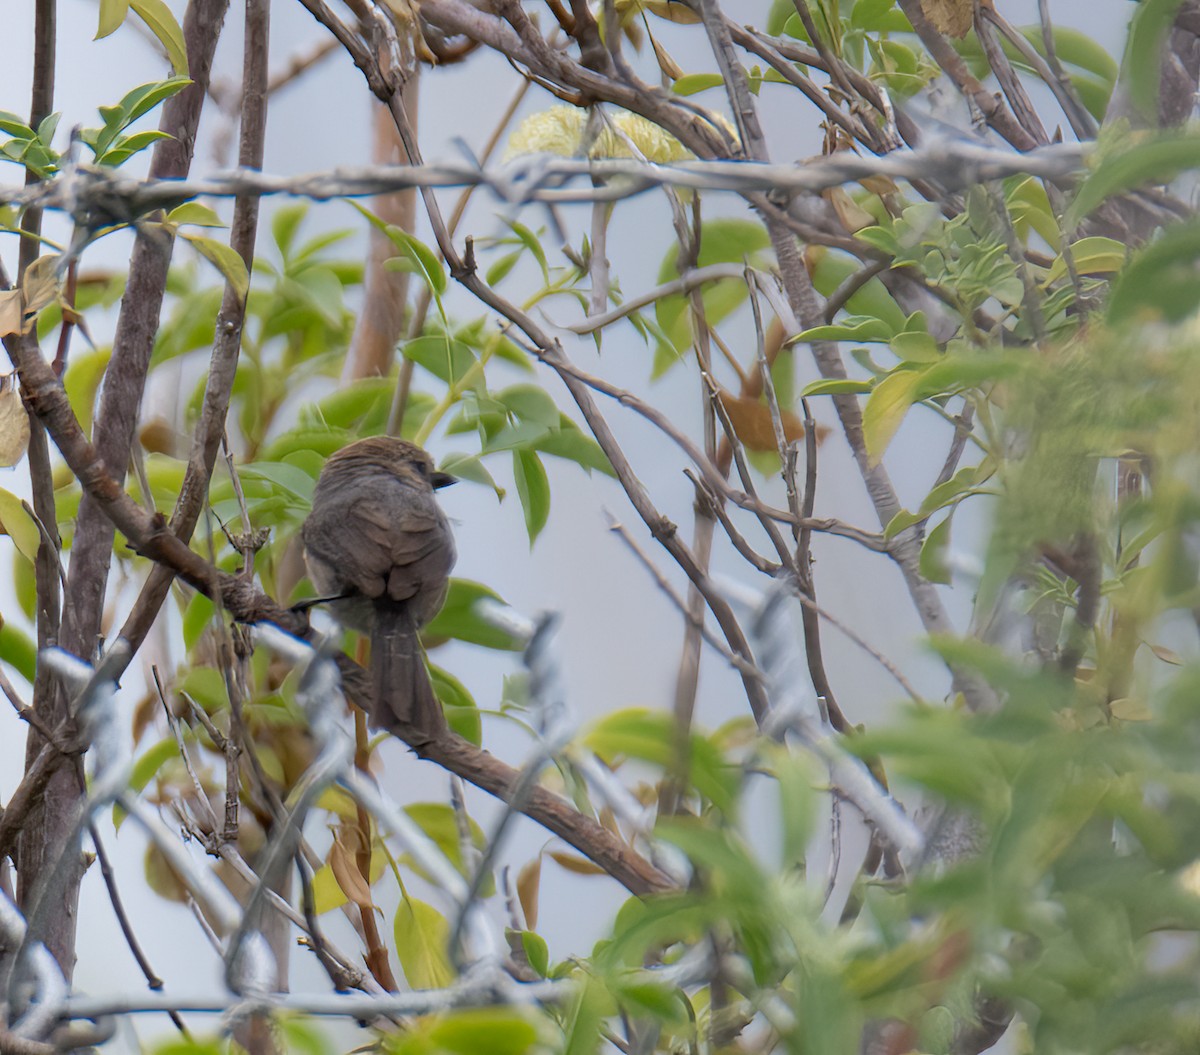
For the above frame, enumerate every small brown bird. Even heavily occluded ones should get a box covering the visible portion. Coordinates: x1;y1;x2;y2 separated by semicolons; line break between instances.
301;437;456;740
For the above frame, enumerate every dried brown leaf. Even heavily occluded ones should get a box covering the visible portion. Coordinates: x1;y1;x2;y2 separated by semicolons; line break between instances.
922;0;973;38
516;855;542;931
718;388;827;453
20;254;61;325
824;186;876;233
329;830;374;912
0;292;20;337
650;32;683;81
0;380;29;467
547;849;608;876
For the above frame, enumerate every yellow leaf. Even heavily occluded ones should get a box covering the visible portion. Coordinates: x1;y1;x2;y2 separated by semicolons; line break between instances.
96;0;131;38
863;369;923;467
1044;236;1127;284
1110;697;1153;722
130;0;189;75
0;488;40;563
393;895;455;989
182;233;249;300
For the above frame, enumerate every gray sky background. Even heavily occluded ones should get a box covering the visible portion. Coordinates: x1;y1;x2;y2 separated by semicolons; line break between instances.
0;2;1134;1049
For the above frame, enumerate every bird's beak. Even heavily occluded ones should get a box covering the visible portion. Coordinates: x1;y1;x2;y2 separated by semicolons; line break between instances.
431;470;457;490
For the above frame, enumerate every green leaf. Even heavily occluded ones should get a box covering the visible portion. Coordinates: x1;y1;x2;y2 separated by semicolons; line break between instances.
182;233;249;299
428;664;481;745
513;449;550;545
862;369;922;467
0;621;36;684
561;975;611;1055
883;508;922;539
116;77;192;126
381;231;447;294
1127;0;1186;120
238;461;316;501
1044;236;1126;284
0;113;34;139
428;1008;540;1055
183;592;216;651
520;930;549;977
393;895;455;989
423;579;522;651
500;218;549;282
672;73;725;95
96;129;173;166
794;316;895;344
655;219;771;356
889;331;940;364
439;452;505;497
64;347;111;434
918;461;992;518
610;974;691;1028
534;424;615;476
585;708;738;814
801;378;872;397
96;0;131;39
498;384;560;428
176;666;227;713
115;738;179;830
272;203;309;258
130;0;190;75
0;489;41;563
166;202;225;228
484;421;552;454
291;266;345;328
486;250;521;286
1108;218;1200;323
920;514;953;585
1067;132;1200;227
808;248;907;332
851;0;900;30
402;803;489;890
1021;25;1118;85
402;335;476;384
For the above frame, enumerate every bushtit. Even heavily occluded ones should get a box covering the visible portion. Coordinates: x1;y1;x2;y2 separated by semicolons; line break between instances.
301;437;456;740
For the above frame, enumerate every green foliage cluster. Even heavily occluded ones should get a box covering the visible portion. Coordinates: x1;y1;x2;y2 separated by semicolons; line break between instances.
11;1;1200;1054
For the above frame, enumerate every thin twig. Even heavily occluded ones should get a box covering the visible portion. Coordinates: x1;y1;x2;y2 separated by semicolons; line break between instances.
607;517;763;681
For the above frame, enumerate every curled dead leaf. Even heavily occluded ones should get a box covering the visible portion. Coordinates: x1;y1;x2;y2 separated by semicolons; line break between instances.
329;828;375;912
649;33;683;81
0;376;28;467
516;855;542;931
19;254;62;326
0;292;20;338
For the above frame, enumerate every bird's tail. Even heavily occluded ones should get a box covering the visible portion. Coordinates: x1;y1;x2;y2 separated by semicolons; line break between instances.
370;604;445;744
